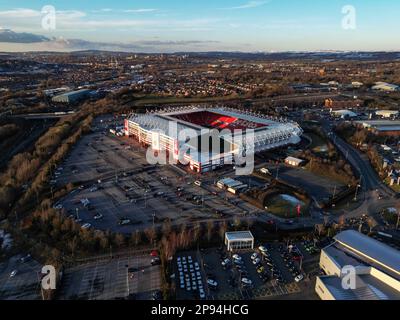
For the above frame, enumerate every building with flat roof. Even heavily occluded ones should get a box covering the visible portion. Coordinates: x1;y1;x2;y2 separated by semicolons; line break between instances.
316;230;400;300
225;231;254;252
285;156;305;167
52;89;91;104
331;109;358;119
376;110;399;119
372;82;399;92
355;120;400;137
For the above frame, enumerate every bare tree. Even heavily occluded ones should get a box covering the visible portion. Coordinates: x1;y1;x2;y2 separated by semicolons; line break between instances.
206;221;214;242
367;218;377;233
315;224;325;237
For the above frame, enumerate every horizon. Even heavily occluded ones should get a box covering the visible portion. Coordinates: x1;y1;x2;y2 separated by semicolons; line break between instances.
0;0;400;52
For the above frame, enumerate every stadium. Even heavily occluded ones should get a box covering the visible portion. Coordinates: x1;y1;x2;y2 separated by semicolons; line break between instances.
124;107;303;173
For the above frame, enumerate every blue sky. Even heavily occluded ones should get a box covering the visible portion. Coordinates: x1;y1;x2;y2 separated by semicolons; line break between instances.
0;0;399;51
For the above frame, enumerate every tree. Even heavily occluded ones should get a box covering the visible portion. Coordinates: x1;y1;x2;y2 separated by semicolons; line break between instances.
114;233;125;248
206;221;214;242
130;230;141;247
144;227;157;246
367;218;377;233
219;221;228;241
315;224;325;237
161;219;172;237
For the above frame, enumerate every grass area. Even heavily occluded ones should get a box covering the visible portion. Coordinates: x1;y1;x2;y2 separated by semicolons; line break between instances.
307;132;329;155
265;194;310;219
385;178;400;193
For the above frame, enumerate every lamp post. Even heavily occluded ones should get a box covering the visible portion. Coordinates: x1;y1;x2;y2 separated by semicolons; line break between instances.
354;184;361;201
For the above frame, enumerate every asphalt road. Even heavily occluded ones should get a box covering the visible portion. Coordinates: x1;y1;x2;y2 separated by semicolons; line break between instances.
320;119;398;227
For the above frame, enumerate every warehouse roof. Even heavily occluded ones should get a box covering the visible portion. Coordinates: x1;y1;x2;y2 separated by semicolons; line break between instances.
318;274;400;300
334;230;400;278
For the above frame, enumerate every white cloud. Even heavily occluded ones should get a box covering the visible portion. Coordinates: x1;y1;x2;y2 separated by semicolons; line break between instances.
227;1;270;10
123;9;158;13
0;8;40;18
56;10;87;19
91;8;158;14
0;8;85;20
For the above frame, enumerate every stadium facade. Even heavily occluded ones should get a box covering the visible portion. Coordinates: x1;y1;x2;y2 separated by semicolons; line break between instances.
124;106;303;173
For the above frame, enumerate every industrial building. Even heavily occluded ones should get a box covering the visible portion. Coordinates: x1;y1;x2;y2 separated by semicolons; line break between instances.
284;156;305;167
316;230;400;300
375;110;399;119
324;97;363;110
371;82;399;92
225;231;254;252
331;109;358;119
355;120;400;137
52;89;92;104
125;106;303;173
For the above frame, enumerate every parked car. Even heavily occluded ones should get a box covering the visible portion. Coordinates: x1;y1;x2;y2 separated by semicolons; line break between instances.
20;254;31;263
10;270;18;278
94;213;103;220
241;278;253;286
258;246;268;253
232;254;242;261
151;257;161;266
221;259;231;268
295;274;304;283
207;279;218;290
199;288;206;299
251;253;259;260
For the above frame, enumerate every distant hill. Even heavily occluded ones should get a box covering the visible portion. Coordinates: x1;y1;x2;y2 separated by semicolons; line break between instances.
0;29;49;43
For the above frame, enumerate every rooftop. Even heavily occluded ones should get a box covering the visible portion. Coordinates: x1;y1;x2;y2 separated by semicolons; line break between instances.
225;231;254;241
319;274;400;300
334;230;400;279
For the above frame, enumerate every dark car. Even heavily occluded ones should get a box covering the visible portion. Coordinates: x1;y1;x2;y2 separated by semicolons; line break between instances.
152;291;163;300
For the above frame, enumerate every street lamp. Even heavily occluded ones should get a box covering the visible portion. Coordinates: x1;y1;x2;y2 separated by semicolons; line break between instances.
125;264;130;298
354;184;361;201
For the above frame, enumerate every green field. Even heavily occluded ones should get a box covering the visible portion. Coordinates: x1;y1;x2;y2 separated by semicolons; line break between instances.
264;194;310;219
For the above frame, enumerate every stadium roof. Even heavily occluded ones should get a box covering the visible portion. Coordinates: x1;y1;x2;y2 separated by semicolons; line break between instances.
334;230;400;278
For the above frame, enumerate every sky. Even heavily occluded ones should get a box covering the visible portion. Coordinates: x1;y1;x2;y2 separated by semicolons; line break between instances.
0;0;399;52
